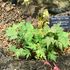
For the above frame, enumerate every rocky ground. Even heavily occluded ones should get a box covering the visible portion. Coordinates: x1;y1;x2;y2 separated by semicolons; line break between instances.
0;1;70;70
0;48;70;70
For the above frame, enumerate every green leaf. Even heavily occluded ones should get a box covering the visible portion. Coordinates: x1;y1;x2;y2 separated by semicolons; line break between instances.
58;42;63;51
43;25;50;35
24;31;33;43
22;49;31;59
26;22;34;31
33;29;43;43
35;48;46;59
9;45;16;52
15;49;23;58
39;39;47;47
46;37;51;49
26;43;37;50
6;21;26;40
6;21;69;61
45;37;55;49
15;48;31;59
51;24;63;33
58;32;69;48
48;51;57;62
6;26;18;40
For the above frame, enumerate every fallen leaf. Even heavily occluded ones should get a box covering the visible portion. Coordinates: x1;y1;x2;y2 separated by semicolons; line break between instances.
53;63;60;70
44;60;51;66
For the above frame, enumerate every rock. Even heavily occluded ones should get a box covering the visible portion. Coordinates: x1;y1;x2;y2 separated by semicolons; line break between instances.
57;55;70;70
44;0;70;14
2;0;8;2
5;6;11;11
0;51;2;57
1;3;6;7
5;6;14;12
11;0;17;5
0;0;2;2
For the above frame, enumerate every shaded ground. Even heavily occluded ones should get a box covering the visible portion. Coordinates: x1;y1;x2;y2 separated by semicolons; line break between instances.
0;1;70;70
0;48;70;70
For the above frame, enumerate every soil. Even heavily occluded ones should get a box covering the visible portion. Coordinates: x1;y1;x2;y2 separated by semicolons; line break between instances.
0;1;70;70
0;52;51;70
0;48;70;70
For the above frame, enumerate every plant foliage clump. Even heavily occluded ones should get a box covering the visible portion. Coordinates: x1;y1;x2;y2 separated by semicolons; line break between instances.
6;20;70;61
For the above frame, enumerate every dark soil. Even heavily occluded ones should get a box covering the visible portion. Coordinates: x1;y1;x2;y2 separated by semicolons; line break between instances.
0;48;51;70
57;54;70;70
0;1;70;70
0;48;70;70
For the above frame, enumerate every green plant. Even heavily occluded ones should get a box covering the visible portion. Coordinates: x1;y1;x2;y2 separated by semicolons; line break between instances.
6;20;70;61
37;9;49;28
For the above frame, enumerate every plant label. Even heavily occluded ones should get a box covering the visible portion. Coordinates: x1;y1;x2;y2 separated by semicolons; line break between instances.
50;16;70;30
